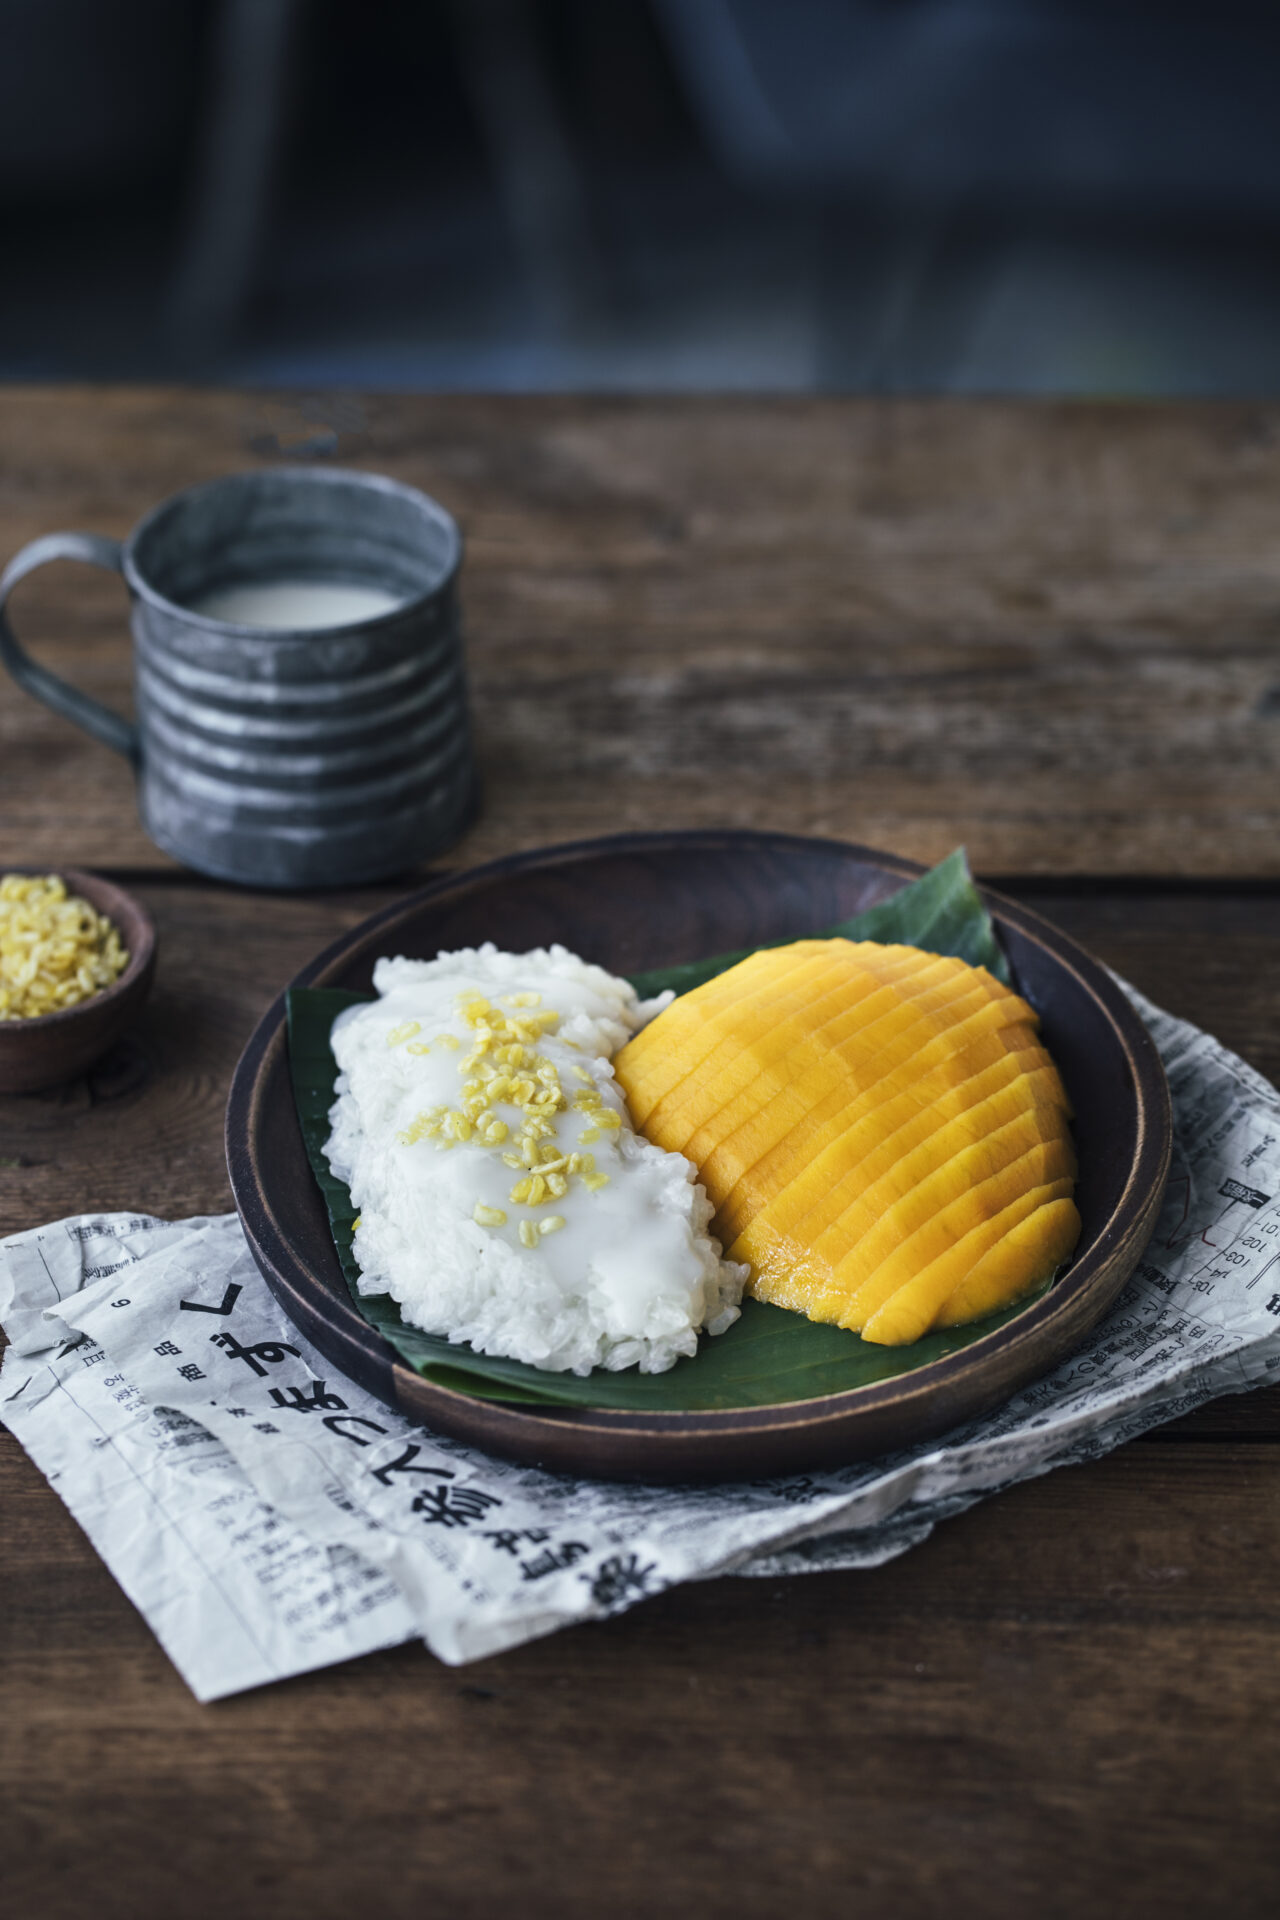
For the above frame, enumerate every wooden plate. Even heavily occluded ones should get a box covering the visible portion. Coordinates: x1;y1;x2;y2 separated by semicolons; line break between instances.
226;832;1172;1483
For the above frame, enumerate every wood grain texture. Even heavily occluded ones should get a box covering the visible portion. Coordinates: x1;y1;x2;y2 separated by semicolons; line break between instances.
3;1430;1277;1920
2;390;1280;876
2;876;1279;1917
2;385;1279;1918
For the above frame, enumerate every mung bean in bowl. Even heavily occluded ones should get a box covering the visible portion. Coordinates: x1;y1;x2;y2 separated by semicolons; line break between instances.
0;870;156;1093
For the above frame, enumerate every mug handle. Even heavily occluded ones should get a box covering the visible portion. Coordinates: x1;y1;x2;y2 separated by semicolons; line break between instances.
0;532;140;763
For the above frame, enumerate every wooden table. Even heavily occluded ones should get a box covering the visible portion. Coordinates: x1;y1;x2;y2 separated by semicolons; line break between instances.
2;391;1278;1919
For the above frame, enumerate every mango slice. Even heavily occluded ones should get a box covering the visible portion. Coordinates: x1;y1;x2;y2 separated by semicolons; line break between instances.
714;992;1039;1246
612;938;1080;1345
653;954;968;1174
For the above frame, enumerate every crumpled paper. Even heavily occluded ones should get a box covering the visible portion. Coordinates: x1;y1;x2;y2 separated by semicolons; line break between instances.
4;982;1279;1700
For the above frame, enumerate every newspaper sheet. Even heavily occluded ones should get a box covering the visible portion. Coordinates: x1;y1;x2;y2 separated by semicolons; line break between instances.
3;983;1279;1700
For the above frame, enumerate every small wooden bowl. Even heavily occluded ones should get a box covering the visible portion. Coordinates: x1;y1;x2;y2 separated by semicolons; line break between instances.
0;869;156;1094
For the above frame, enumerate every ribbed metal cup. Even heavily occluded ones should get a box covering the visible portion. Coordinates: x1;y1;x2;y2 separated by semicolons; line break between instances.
0;467;476;888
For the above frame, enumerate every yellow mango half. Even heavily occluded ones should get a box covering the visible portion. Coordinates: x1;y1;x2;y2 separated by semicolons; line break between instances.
612;938;1081;1345
714;991;1040;1245
859;1177;1077;1345
827;1134;1077;1328
641;948;909;1144
621;944;842;1125
931;1196;1082;1330
654;952;979;1177
740;1061;1067;1305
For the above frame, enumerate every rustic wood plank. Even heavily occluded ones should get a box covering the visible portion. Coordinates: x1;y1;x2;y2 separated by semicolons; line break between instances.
3;1431;1276;1919
1;878;1277;1914
2;390;1280;876
1;373;1278;1920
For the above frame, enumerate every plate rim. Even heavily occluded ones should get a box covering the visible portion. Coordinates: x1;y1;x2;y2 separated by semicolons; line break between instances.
226;829;1172;1471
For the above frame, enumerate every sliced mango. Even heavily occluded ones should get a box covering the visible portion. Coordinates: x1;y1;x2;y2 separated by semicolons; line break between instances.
739;1063;1068;1299
658;955;975;1175
932;1196;1082;1330
618;942;837;1122
612;937;1081;1345
641;950;896;1143
859;1177;1077;1345
828;1135;1076;1328
713;991;1039;1244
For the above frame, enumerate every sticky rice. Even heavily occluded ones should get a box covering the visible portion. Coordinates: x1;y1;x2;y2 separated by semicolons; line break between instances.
324;944;747;1375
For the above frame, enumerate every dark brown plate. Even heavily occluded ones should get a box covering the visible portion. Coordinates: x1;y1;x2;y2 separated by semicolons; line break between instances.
226;832;1172;1483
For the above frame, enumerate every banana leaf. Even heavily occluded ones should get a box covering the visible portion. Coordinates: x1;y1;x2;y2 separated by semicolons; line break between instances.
626;846;1010;999
286;849;1041;1411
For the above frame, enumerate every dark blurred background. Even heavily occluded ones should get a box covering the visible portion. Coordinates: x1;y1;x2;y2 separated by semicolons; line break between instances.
4;0;1280;393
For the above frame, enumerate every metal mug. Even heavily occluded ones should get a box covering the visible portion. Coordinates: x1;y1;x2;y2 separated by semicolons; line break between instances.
0;466;476;888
